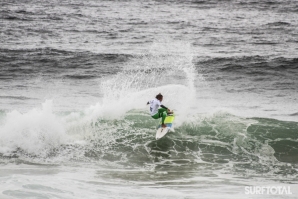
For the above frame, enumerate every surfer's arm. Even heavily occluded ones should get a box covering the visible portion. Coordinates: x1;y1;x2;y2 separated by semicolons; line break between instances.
160;105;168;110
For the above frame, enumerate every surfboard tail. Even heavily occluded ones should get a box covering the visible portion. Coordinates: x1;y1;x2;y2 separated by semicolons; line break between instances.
160;115;175;124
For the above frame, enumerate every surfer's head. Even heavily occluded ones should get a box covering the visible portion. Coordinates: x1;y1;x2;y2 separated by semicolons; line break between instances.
156;93;163;101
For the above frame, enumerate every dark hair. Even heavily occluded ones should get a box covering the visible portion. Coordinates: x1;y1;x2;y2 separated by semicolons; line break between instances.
156;93;163;99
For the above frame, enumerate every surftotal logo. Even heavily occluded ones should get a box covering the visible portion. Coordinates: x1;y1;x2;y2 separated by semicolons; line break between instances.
245;186;292;195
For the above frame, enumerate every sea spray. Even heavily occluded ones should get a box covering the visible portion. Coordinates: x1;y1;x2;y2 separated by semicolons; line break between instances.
0;100;66;157
86;41;200;127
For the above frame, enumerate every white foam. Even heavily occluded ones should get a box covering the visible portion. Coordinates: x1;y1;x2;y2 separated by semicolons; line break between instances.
0;100;67;157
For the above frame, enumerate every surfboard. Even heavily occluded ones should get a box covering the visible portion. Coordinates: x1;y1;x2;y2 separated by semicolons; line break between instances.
156;114;175;140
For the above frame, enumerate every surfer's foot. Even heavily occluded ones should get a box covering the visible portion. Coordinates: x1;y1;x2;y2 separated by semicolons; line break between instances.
162;124;167;128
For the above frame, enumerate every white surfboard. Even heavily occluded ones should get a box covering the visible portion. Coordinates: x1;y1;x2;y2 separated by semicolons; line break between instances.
156;115;175;140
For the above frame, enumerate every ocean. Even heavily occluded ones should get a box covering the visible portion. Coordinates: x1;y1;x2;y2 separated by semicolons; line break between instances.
0;0;298;198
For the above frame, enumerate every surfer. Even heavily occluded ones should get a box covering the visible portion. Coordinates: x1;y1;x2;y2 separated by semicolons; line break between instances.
147;93;172;128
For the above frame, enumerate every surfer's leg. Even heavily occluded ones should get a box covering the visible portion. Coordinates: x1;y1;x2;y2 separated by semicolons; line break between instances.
161;111;167;126
151;113;160;119
158;108;167;122
157;108;167;127
151;108;167;119
151;108;167;127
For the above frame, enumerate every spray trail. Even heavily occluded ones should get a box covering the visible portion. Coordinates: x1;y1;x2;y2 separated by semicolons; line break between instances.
88;41;200;125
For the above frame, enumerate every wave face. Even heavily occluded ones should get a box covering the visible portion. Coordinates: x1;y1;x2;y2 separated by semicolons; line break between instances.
82;111;298;177
1;106;298;179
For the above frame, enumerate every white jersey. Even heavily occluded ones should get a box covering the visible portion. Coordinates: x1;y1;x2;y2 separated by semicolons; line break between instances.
148;98;162;116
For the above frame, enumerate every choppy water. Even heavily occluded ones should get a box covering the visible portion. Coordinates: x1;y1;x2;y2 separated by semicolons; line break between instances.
1;0;298;198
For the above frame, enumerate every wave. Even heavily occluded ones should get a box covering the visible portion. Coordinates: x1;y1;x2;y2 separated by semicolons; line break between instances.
1;8;66;22
196;56;298;76
0;48;132;61
2;15;33;21
0;41;197;161
0;96;35;100
0;48;131;79
1;104;297;178
0;41;297;180
289;112;298;116
189;0;298;13
267;22;291;26
75;111;297;177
